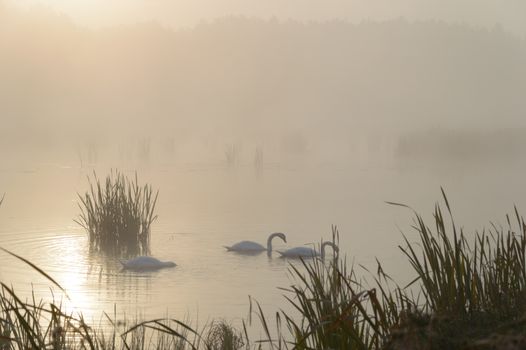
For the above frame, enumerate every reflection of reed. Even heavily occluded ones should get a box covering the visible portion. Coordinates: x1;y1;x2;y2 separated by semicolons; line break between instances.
224;143;238;167
118;139;131;163
254;146;263;169
162;137;176;159
75;140;99;168
137;137;151;164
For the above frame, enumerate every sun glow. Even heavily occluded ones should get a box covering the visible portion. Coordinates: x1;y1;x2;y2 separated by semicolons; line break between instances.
7;0;105;14
49;233;100;320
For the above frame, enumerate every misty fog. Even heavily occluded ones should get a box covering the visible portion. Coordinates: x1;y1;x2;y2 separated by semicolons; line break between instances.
1;2;525;167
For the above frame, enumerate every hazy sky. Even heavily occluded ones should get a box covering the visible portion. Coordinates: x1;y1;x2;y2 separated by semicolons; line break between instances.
6;0;526;36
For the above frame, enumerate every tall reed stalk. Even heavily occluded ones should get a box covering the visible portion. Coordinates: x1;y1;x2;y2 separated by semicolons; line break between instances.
76;171;158;256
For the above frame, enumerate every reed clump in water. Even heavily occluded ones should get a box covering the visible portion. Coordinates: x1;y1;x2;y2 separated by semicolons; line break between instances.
76;171;158;256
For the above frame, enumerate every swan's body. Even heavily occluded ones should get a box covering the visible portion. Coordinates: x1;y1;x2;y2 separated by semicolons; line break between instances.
278;241;339;259
121;256;176;271
226;241;266;251
225;232;287;253
277;246;317;258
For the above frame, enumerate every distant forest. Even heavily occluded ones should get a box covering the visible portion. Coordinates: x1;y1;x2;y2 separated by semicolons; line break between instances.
1;3;525;161
396;128;526;162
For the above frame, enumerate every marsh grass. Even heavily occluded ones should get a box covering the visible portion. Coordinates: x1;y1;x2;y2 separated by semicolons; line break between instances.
395;189;526;321
205;320;247;350
385;189;526;349
123;318;249;350
75;171;158;256
5;191;526;349
248;194;526;349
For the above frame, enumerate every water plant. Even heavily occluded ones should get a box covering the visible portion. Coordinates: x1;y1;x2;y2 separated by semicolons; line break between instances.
75;171;158;256
205;320;247;350
123;319;248;350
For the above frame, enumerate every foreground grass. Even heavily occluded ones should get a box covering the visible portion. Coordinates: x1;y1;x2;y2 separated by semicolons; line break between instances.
3;192;526;349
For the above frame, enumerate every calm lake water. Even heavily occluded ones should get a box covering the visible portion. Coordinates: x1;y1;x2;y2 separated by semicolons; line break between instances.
1;153;526;338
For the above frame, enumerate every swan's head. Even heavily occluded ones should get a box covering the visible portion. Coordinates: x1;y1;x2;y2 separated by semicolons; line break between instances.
267;232;287;253
273;232;287;243
162;261;177;268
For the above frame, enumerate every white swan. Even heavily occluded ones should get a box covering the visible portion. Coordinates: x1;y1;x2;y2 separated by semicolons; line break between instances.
121;256;176;271
277;241;339;259
224;232;287;253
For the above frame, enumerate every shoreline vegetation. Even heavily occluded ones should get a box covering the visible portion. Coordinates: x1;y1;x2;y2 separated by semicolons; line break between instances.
1;191;526;349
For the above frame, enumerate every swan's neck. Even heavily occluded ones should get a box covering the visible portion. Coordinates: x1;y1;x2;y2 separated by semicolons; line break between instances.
267;233;280;251
267;236;273;251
